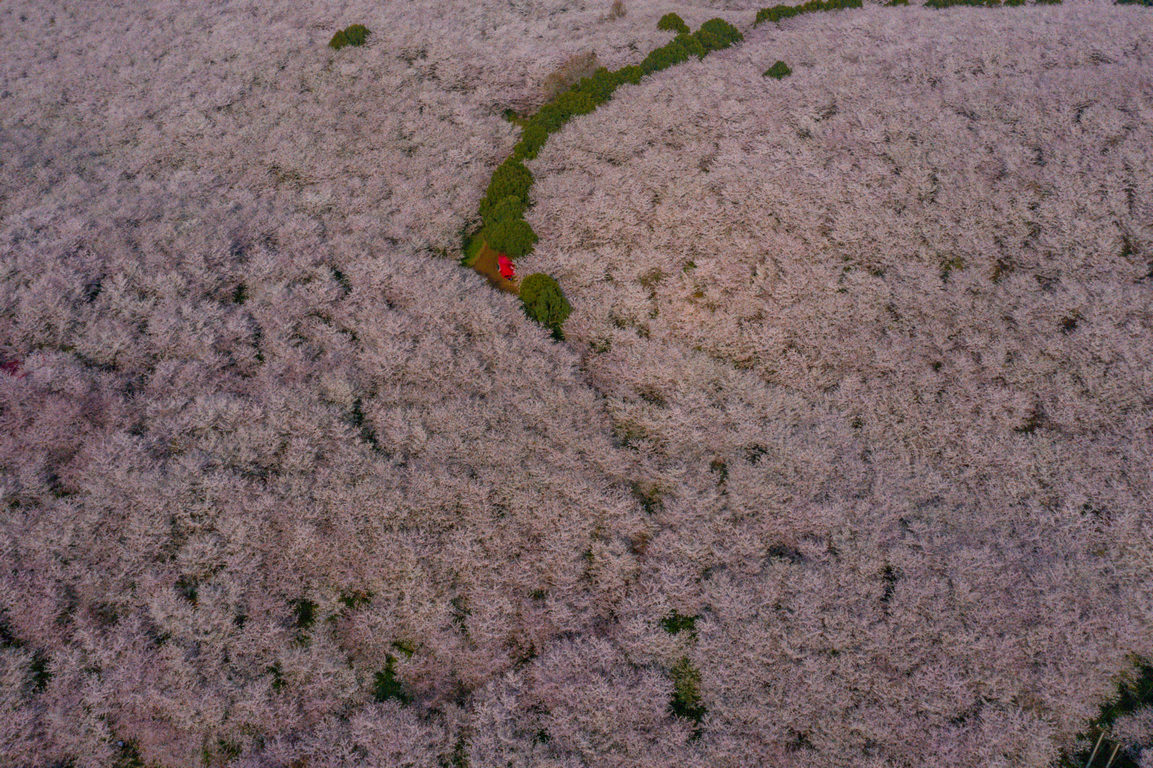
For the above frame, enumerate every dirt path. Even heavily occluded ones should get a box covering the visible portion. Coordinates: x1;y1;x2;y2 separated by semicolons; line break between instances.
470;242;520;294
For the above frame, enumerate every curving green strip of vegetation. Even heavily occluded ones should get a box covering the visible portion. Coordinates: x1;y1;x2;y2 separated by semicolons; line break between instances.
755;0;862;26
462;18;743;338
923;0;1060;7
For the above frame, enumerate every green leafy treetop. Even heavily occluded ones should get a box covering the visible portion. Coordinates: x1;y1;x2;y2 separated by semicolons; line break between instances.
694;18;743;51
519;273;572;339
329;24;371;50
482;217;538;259
657;12;691;33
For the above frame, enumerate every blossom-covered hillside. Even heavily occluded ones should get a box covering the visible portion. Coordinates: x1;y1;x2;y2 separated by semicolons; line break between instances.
1;0;1151;766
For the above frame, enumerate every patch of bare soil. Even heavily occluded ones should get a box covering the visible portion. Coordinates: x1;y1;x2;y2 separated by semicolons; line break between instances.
470;242;520;294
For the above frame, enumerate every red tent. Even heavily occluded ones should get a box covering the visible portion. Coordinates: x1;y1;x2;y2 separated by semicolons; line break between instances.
497;254;516;280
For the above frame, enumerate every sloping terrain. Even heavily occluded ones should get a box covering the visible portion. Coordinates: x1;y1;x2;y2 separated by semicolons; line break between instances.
1;0;1151;766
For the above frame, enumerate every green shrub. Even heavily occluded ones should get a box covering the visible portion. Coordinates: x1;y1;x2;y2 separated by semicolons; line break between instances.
573;67;621;103
675;32;708;59
755;0;861;25
925;0;1000;7
344;24;371;46
657;12;690;33
481;194;528;229
756;3;798;24
641;38;692;74
1116;0;1153;5
614;65;645;86
481;216;538;258
763;60;792;79
513;122;549;161
534;89;599;133
519;274;572;339
329;24;371;49
554;89;599;119
479;159;533;221
694;18;743;52
885;0;909;5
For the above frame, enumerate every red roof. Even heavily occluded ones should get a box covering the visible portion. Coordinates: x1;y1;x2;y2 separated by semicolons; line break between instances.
497;254;516;280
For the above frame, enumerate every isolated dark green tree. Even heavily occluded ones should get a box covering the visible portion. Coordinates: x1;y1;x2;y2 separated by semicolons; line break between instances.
344;24;371;46
329;24;371;49
519;273;572;338
657;12;690;33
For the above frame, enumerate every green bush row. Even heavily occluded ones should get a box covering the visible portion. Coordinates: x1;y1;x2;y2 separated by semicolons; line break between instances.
755;0;862;26
925;0;1000;7
469;18;742;337
510;17;741;163
329;24;371;50
924;0;1057;7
